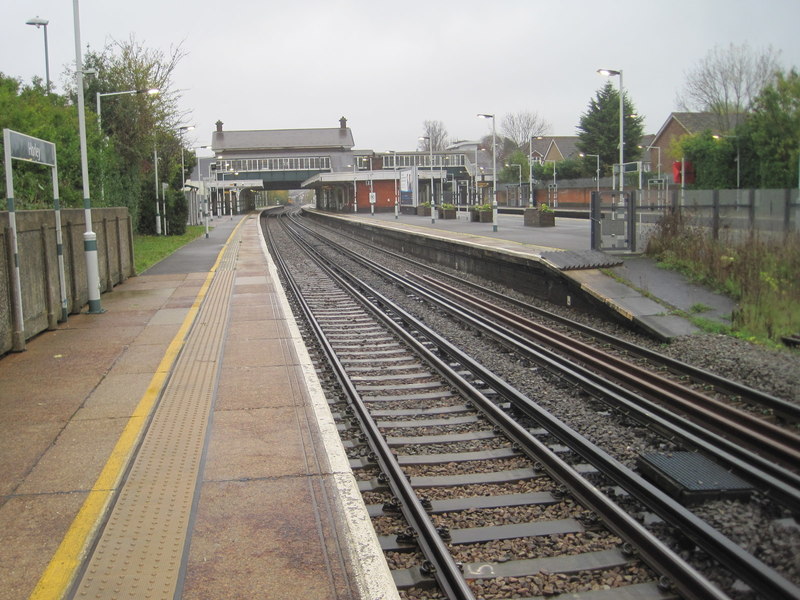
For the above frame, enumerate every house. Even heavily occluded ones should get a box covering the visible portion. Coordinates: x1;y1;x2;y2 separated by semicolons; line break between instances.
648;112;739;182
532;136;581;163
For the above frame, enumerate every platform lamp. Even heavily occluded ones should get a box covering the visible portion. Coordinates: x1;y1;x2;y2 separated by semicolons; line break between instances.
419;136;436;224
580;153;601;192
71;0;105;313
597;68;623;192
178;125;196;186
26;16;50;93
477;114;497;231
96;88;159;203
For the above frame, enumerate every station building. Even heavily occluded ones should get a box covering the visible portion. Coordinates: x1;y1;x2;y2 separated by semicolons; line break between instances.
192;118;493;215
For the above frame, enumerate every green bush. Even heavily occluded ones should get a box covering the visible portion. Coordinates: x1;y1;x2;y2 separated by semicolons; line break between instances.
646;212;800;346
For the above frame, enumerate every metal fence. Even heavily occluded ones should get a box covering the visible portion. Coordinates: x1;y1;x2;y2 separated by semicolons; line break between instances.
591;188;800;252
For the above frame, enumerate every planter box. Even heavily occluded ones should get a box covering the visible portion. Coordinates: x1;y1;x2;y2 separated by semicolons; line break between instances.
439;209;456;219
417;206;431;216
469;210;480;222
524;208;555;227
479;210;493;223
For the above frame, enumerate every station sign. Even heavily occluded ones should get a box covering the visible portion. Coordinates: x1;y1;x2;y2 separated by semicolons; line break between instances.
5;129;56;166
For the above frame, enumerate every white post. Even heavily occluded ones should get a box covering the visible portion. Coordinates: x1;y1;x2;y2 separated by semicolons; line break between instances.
72;0;102;313
154;146;161;234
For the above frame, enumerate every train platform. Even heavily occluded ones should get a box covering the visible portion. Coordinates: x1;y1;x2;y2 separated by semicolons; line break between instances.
0;213;397;600
323;208;737;341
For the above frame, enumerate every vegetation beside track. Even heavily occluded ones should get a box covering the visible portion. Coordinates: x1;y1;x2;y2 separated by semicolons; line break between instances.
133;226;208;274
646;213;800;347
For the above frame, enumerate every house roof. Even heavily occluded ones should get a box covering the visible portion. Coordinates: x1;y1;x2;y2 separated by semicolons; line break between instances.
652;112;743;142
212;127;355;153
534;136;581;161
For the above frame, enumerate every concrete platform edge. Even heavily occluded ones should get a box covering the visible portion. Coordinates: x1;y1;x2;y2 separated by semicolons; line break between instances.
258;221;400;600
308;209;701;342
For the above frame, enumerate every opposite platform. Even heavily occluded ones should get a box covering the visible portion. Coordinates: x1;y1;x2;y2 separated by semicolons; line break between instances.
0;213;396;600
315;209;736;341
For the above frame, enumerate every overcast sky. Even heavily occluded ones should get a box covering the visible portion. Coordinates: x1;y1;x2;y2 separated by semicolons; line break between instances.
3;0;799;157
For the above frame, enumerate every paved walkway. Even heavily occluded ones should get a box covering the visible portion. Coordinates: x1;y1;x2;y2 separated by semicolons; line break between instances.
0;213;395;600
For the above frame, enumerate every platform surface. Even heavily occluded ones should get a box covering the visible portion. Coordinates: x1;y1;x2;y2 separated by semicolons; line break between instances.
0;213;396;600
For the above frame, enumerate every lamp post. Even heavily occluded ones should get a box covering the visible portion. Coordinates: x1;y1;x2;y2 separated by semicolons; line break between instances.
598;68;623;192
580;153;601;192
71;0;102;313
96;88;159;134
190;145;210;233
477;114;497;231
713;135;740;189
352;162;357;213
419;136;436;223
26;17;50;93
528;138;536;207
96;88;159;204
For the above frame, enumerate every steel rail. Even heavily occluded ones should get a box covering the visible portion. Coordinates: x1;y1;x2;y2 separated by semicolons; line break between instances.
399;266;800;512
413;272;800;466
289;216;800;510
296;210;799;423
265;213;476;600
280;213;800;599
274;215;737;600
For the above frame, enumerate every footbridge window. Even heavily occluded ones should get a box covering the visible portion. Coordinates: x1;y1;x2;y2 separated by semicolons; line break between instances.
217;156;331;173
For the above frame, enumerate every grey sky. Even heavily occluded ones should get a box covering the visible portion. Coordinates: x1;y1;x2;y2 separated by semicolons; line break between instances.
3;0;799;157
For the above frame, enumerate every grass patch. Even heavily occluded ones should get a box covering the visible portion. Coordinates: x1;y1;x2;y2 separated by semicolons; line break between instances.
646;212;800;346
689;303;713;314
133;226;208;274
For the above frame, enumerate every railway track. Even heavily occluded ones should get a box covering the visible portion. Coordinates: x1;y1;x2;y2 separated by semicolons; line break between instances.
262;209;800;600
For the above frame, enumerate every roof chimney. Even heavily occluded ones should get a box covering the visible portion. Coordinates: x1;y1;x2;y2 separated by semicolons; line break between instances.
216;120;223;133
339;116;347;130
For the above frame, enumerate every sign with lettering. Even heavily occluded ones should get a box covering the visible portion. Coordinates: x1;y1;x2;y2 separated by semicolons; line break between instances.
5;129;56;166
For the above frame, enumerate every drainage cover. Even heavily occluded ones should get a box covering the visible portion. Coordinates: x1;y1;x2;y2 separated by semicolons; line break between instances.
637;452;753;505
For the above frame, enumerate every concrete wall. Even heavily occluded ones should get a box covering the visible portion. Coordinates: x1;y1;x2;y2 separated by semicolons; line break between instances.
0;207;135;355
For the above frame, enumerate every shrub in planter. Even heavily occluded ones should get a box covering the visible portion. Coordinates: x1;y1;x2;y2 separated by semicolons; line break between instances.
470;203;493;222
417;202;431;216
524;203;555;227
439;203;456;219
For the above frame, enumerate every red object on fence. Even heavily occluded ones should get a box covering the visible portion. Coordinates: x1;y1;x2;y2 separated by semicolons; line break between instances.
672;160;695;184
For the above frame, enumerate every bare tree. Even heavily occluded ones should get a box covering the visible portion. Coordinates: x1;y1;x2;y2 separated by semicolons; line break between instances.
418;120;449;151
500;111;552;149
677;42;782;131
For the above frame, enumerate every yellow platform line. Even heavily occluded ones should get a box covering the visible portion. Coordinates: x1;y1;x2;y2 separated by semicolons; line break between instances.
29;219;246;600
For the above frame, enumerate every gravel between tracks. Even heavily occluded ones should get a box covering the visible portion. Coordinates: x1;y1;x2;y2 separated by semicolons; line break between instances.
283;215;800;599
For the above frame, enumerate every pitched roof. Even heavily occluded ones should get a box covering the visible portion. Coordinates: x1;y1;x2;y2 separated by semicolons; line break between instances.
534;136;581;161
212;127;355;152
652;112;745;141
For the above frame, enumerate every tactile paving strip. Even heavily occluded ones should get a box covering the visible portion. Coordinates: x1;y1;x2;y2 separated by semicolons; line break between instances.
73;231;241;599
539;249;623;270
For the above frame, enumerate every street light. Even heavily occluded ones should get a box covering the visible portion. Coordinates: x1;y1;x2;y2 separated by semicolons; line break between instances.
419;136;436;223
477;114;497;231
178;125;195;186
71;0;102;313
26;16;50;93
598;68;624;192
96;88;159;133
96;88;159;204
580;153;601;192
